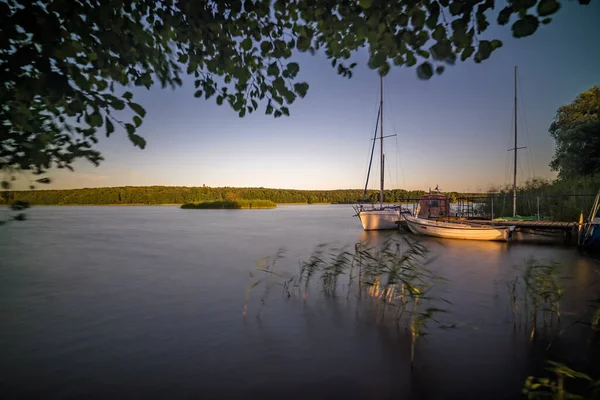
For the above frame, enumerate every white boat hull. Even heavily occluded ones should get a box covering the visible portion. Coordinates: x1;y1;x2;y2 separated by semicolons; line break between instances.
405;216;512;242
359;209;405;230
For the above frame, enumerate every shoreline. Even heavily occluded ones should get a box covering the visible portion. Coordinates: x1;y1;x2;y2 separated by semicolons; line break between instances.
0;202;416;207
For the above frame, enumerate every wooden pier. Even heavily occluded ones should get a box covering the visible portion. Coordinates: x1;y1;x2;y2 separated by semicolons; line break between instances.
468;220;577;232
468;219;578;243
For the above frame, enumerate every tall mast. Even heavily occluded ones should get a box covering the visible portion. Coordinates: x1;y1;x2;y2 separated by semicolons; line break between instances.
379;75;384;207
513;66;518;217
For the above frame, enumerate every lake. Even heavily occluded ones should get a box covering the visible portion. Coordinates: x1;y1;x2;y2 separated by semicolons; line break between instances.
1;205;599;399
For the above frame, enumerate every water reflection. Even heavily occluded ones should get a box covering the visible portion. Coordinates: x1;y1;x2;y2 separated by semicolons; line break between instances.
1;206;599;399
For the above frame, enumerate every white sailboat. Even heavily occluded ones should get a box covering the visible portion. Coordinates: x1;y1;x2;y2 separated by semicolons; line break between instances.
405;215;514;242
355;76;411;231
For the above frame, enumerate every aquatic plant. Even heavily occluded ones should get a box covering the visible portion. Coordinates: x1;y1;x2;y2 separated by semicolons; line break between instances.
320;247;352;297
523;360;596;400
243;237;449;368
242;248;288;319
508;275;521;328
508;258;563;340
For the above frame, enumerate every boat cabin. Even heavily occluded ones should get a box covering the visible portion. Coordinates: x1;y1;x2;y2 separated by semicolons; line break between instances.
417;193;450;219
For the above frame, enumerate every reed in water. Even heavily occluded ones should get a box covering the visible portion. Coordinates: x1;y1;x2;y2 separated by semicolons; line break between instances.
243;237;450;368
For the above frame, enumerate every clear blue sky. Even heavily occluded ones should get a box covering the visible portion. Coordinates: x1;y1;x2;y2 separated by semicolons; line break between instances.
45;2;599;192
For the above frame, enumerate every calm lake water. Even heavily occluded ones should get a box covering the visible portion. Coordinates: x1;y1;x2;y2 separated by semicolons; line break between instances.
1;205;599;399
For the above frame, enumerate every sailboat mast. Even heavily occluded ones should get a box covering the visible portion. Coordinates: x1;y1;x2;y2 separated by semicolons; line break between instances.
513;66;518;217
379;75;384;207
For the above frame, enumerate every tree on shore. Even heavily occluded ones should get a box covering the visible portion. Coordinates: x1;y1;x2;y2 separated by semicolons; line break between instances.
0;0;590;186
549;86;600;179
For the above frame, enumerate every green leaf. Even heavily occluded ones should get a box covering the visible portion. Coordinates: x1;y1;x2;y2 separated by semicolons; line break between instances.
430;41;452;60
405;52;417;67
498;7;513;25
512;15;539;38
490;40;503;50
106;117;114;137
476;13;489;33
541;17;552;24
474;40;492;62
359;0;373;9
433;25;446;41
398;13;409;27
449;1;462;16
266;102;274;115
461;46;474;61
128;102;146;117
194;90;203;98
537;0;561;16
89;112;103;127
417;62;434;80
368;53;387;69
379;62;390;77
297;36;310;52
426;2;440;29
436;65;445;75
260;41;272;53
126;124;146;149
286;62;300;78
293;82;309;98
267;62;280;76
411;10;426;29
133;116;142;127
123;91;133;101
273;77;285;92
1;181;10;190
241;37;252;51
112;99;125;110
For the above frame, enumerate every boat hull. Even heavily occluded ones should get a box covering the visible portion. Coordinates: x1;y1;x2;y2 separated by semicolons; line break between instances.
582;220;600;249
359;209;405;231
405;216;511;242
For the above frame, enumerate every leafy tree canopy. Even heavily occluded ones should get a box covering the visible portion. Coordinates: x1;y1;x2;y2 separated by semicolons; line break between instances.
0;0;590;186
549;86;600;179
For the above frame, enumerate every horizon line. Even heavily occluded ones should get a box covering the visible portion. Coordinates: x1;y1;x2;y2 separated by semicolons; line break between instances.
10;184;514;193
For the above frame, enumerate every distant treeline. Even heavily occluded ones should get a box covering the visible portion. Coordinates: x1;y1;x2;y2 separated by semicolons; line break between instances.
0;186;467;205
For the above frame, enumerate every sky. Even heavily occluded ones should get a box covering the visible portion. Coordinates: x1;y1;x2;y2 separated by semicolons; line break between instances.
43;2;600;193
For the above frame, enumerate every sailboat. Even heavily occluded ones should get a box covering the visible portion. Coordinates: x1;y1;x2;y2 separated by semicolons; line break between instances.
354;76;412;231
494;66;537;221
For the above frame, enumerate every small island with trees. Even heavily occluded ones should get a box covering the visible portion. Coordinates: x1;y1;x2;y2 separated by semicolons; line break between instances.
181;200;276;209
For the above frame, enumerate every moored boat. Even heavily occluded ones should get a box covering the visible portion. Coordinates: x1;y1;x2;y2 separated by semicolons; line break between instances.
580;189;600;250
405;215;514;242
355;75;411;230
357;206;412;230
